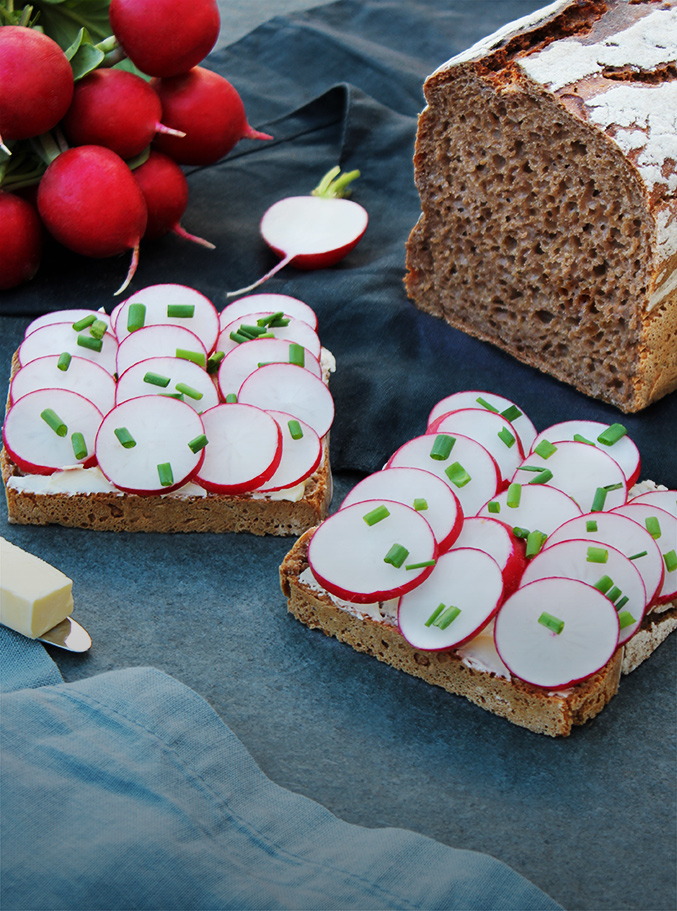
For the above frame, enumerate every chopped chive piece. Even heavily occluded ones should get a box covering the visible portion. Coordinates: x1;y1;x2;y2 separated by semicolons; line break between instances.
229;331;251;345
269;316;289;327
288;419;303;440
40;408;67;436
476;396;499;413
594;575;614;594
430;433;454;461
616;595;629;611
167;304;195;318
239;323;268;337
528;468;553;485
383;543;409;568
77;333;103;352
507;483;522;508
518;465;547;472
206;351;225;374
425;603;446;627
586;519;598;533
500;404;522;422
645;515;662;539
405;559;437;570
597;423;627;446
605;482;623;492
71;432;87;460
57;351;72;371
72;314;96;331
664;550;677;573
525;530;546;558
538;611;565;635
289;343;305;367
629;551;648;561
534;439;557;459
618;611;636;631
437;605;462;630
498;427;516;448
606;585;622;603
413;498;428;511
257;310;286;327
143;371;171;388
587;546;609;564
487;500;500;513
224;393;238;404
157;462;174;487
175;383;203;400
188;433;208;454
114;427;136;448
127;303;146;332
591;487;608;512
513;526;530;539
176;348;206;367
363;505;390;526
89;318;107;340
573;433;594;445
235;326;257;340
160;392;184;400
445;461;471;488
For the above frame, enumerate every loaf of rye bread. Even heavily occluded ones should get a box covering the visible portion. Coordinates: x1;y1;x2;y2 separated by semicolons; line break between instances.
280;527;677;736
405;0;677;412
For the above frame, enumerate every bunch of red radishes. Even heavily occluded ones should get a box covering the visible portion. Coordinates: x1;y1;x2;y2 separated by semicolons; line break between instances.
0;0;271;293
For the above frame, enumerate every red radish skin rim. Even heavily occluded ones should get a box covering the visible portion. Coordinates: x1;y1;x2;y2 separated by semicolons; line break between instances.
114;356;220;411
219;295;318;331
115;324;208;376
449;516;526;596
530;420;641;487
9;355;116;413
254;410;322;493
237;363;335;440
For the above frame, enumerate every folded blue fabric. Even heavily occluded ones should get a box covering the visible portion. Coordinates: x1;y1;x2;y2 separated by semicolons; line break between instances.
0;628;563;911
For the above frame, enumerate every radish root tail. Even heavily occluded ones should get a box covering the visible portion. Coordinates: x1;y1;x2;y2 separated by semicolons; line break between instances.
225;252;294;298
173;224;216;249
114;244;140;296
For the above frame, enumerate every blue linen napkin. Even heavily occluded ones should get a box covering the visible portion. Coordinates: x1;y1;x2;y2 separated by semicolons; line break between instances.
0;628;563;911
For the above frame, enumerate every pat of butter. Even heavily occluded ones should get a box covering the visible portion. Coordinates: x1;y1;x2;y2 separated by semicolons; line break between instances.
0;537;74;638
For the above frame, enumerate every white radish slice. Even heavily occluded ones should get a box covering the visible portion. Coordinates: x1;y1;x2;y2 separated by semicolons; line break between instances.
115;356;219;413
386;433;501;517
194;404;282;494
3;388;102;474
610;503;677;604
95;396;205;495
398;548;504;650
428;408;525;485
217;313;321;360
494;578;620;688
24;308;111;337
219;293;318;331
307;499;437;603
530;420;640;486
544;512;664;607
512;441;627;513
217;338;322;400
115;284;219;352
478;482;582;536
448;517;526;595
237;363;335;439
630;489;677;519
428;391;537;453
116;324;208;376
339;466;463;552
254;410;322;492
9;355;116;416
519;538;647;645
18;322;118;375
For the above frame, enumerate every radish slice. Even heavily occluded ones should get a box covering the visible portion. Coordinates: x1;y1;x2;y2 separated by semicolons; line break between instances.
217;338;322;399
544;512;664;608
95;396;205;495
237;363;334;439
114;284;219;352
307;499;437;603
530;420;641;486
512;441;627;513
3;388;102;474
194;404;282;495
630;489;677;519
339;466;463;552
217;313;321;360
18;322;118;375
610;503;677;604
478;483;582;536
448;517;526;595
398;548;504;650
116;324;208;376
520;538;647;645
494;578;620;688
428;391;537;453
115;356;220;413
9;355;116;416
254;410;322;492
219;293;318;331
386;433;501;517
24;308;111;337
428;407;525;486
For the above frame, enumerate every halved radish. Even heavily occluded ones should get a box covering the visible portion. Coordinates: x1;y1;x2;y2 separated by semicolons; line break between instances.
114;284;219;352
3;388;102;474
237;363;334;439
254;410;322;492
24;308;111;337
428;391;537;453
630;489;677;519
219;293;318;331
610;503;677;604
428;407;525;486
18;322;118;375
116;324;208;376
115;356;220;413
386;433;501;517
95;395;205;495
217;313;321;360
194;403;282;494
339;466;463;552
217;338;322;400
448;517;526;595
530;420;640;487
519;538;647;645
9;355;116;417
398;548;504;650
307;499;437;603
494;578;620;688
478;483;582;537
512;441;627;513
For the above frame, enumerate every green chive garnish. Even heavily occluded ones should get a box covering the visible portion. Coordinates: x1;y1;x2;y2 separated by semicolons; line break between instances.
526;530;546;558
57;352;72;372
476;396;499;413
629;551;647;561
587;546;609;564
405;560;436;570
175;383;203;401
664;550;677;573
513;526;530;539
229;331;250;345
288;419;303;440
225;393;238;404
586;520;598;532
239;324;268;337
160;392;184;400
645;516;662;539
157;462;174;487
127;303;146;332
597;423;627;446
188;434;208;454
77;333;103;352
89;319;107;340
384;543;409;568
618;611;636;630
40;408;67;437
71;432;87;460
72;314;96;332
528;468;553;485
594;575;614;594
207;351;225;374
507;483;521;508
176;348;206;367
114;427;136;448
498;427;515;448
591;487;608;512
487;500;500;514
425;603;446;627
430;434;454;461
538;612;564;635
363;504;390;526
616;595;629;611
437;605;462;629
143;371;171;388
257;311;286;327
500;405;522;422
445;461;471;487
289;343;305;367
606;585;622;603
534;439;557;459
573;433;594;445
413;498;428;511
167;304;195;318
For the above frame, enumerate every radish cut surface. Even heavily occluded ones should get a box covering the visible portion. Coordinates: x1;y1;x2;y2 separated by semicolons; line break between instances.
478;483;582;536
429;407;525;485
18;322;118;375
115;284;219;352
217;338;322;399
428;391;537;453
449;517;525;594
530;420;641;486
25;309;111;337
219;294;318;331
115;356;219;412
217;313;321;360
494;578;620;688
10;355;116;416
630;489;677;520
307;500;437;603
398;548;504;650
237;363;334;439
254;411;322;492
611;503;677;604
116;324;208;376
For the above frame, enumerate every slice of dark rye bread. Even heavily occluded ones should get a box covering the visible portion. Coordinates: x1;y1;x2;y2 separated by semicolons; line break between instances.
279;528;677;737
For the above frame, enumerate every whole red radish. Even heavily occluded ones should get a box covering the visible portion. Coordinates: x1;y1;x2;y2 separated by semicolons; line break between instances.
151;67;272;166
37;146;147;295
109;0;220;78
61;69;186;160
0;27;74;143
132;151;214;248
0;191;42;290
